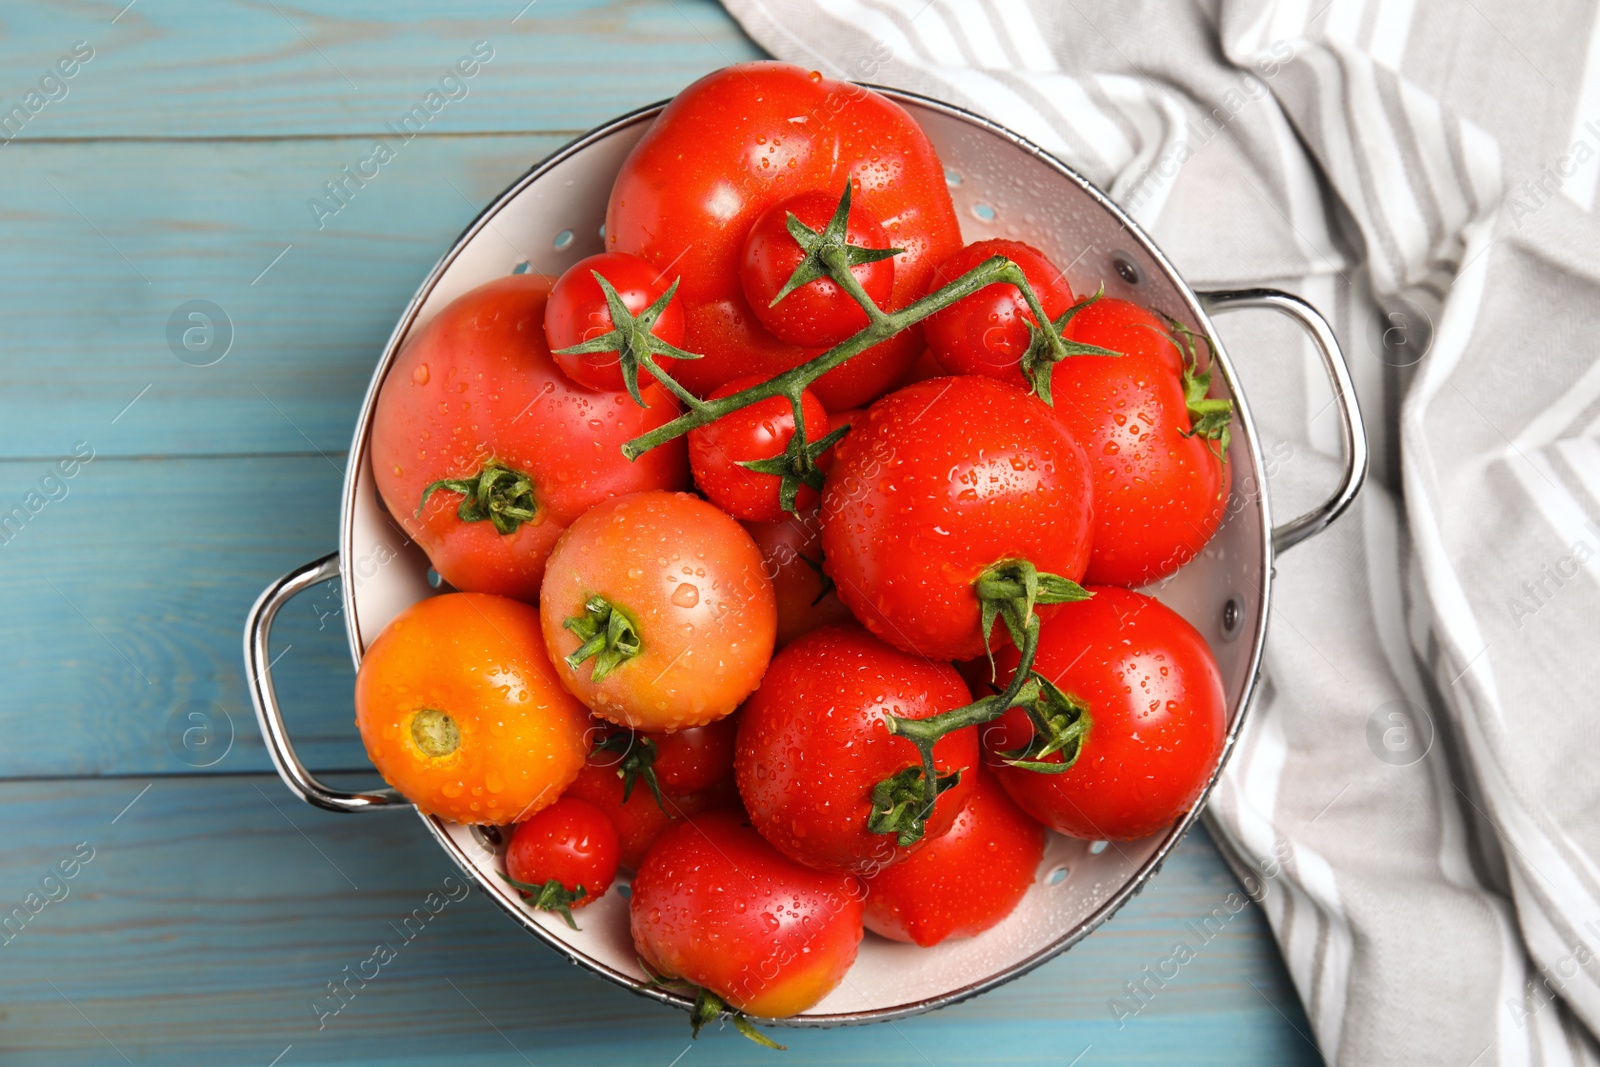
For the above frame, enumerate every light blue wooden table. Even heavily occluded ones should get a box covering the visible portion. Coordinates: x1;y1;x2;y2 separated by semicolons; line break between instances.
0;3;1322;1063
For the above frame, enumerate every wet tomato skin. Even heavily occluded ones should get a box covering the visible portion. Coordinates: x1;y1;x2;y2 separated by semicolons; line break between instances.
504;797;620;906
820;375;1094;662
370;274;688;601
354;593;589;825
539;491;776;732
923;240;1073;382
630;811;864;1017
863;767;1045;946
987;587;1227;840
688;376;833;522
741;509;856;648
734;625;979;875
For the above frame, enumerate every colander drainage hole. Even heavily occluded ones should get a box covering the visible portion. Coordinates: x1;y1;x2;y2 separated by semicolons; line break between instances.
553;229;575;251
1047;865;1069;886
971;202;997;222
1089;840;1109;855
427;567;443;589
1221;596;1243;640
1112;252;1142;286
511;260;531;275
944;167;963;187
616;882;631;899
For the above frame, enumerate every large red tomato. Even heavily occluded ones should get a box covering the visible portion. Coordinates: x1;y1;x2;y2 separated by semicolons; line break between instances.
370;274;688;600
1055;299;1231;586
820;375;1095;661
986;587;1227;840
606;63;962;410
735;625;978;874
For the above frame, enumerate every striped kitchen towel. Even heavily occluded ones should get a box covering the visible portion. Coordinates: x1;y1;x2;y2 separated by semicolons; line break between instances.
721;0;1600;1062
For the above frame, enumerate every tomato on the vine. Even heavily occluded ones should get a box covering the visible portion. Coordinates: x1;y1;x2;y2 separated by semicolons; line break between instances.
923;240;1073;380
503;797;619;925
821;375;1094;662
354;593;589;825
607;62;962;409
740;190;895;348
545;252;685;392
863;766;1044;946
539;491;776;731
371;274;688;600
630;811;864;1018
986;587;1226;840
735;625;978;874
741;509;855;648
687;376;834;522
1054;298;1231;586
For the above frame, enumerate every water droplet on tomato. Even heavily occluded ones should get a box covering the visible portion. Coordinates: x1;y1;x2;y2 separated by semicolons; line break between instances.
671;583;699;608
412;363;430;385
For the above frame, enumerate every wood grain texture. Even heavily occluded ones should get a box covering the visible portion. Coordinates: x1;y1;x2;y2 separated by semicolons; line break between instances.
0;776;1320;1066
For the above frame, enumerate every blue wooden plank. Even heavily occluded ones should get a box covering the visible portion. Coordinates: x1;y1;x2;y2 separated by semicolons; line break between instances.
0;0;762;140
0;776;1320;1066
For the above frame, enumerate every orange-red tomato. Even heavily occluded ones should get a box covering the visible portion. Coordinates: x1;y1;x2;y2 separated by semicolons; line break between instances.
863;767;1045;946
540;491;776;731
630;811;864;1017
370;274;688;601
741;509;855;648
354;593;589;824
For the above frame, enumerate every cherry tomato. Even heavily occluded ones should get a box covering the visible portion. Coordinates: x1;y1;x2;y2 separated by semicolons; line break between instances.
741;509;855;648
630;811;864;1017
735;625;978;875
1054;299;1230;586
562;757;677;872
545;252;685;392
863;767;1044;946
987;587;1226;840
740;190;894;348
539;491;776;731
504;797;620;919
923;241;1073;381
371;274;688;600
687;376;833;522
651;716;739;795
607;63;962;409
354;593;589;825
820;375;1094;661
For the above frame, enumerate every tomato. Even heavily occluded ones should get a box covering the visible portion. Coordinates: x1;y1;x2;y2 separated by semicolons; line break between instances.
740;190;895;348
735;625;978;874
741;509;855;648
820;375;1094;661
1054;299;1230;586
545;252;685;392
589;714;739;798
607;62;962;409
503;797;619;926
371;274;688;600
540;491;776;731
687;376;833;522
923;240;1073;381
630;811;864;1018
863;767;1045;946
986;587;1226;840
354;593;589;825
563;757;677;872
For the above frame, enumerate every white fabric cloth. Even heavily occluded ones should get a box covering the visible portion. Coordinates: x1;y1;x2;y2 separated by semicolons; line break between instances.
720;1;1600;1062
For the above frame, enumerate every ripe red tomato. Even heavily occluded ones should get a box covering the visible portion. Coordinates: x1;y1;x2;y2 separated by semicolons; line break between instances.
820;375;1094;661
735;625;978;874
741;509;855;648
539;491;776;731
923;240;1073;381
545;252;684;392
354;593;589;825
740;190;895;348
607;62;962;409
630;811;864;1018
590;714;739;799
687;376;833;522
863;767;1044;946
1054;299;1230;586
563;757;677;872
987;587;1226;840
371;274;688;600
504;797;620;925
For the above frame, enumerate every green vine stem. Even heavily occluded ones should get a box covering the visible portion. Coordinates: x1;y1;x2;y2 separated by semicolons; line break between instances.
498;872;588;930
416;461;539;534
590;730;665;809
563;595;642;682
639;961;786;1050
